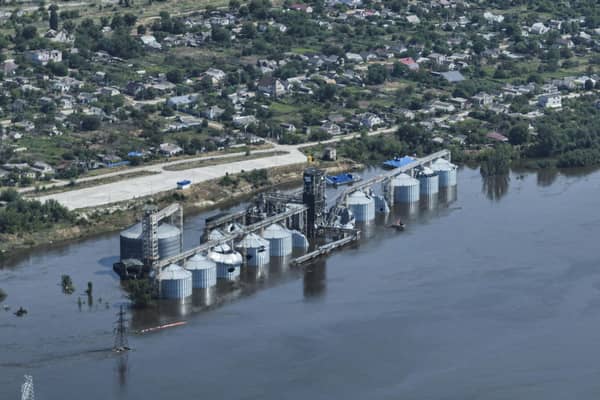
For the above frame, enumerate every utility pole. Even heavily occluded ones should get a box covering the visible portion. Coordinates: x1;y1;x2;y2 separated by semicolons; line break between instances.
21;375;34;400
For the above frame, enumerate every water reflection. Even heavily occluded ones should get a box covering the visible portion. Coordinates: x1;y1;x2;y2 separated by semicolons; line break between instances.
115;354;128;391
536;169;558;187
420;194;439;211
482;175;510;201
303;259;327;299
439;186;458;204
392;202;419;220
269;256;291;277
241;264;269;283
192;287;216;308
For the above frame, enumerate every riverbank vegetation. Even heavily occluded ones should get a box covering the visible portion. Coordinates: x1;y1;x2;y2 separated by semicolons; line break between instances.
0;288;6;303
0;189;76;235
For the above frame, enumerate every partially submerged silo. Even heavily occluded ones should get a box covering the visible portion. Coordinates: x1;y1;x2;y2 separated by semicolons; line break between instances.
431;159;457;188
262;224;293;257
237;233;270;267
291;230;309;250
209;250;243;281
159;263;192;300
416;167;439;196
346;191;375;222
185;253;217;289
120;222;182;261
391;173;420;204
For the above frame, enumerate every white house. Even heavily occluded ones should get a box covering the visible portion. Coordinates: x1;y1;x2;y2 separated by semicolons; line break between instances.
27;50;62;65
538;93;562;109
159;143;183;156
530;23;549;35
483;11;504;23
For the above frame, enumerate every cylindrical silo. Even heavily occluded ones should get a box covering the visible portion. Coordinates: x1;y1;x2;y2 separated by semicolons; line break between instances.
391;173;420;204
209;250;243;281
374;195;390;214
262;224;293;257
120;223;182;261
185;253;217;288
417;167;439;196
236;233;270;267
291;230;309;250
346;191;375;222
431;159;457;188
158;263;192;300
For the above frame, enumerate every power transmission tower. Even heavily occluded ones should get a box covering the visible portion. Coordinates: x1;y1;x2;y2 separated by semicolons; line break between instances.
113;305;129;352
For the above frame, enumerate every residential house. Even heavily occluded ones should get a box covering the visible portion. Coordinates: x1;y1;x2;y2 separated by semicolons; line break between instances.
159;143;184;156
31;161;54;177
2;59;17;75
27;50;62;65
124;82;145;97
345;52;364;63
203;105;225;120
483;11;504;23
359;113;383;129
398;57;419;71
486;131;509;143
289;3;313;13
320;121;342;136
538;93;562;109
203;68;227;85
322;147;337;161
140;35;162;50
472;92;494;107
257;76;286;97
232;115;257;127
406;15;420;24
530;23;549;35
167;94;198;109
280;123;296;133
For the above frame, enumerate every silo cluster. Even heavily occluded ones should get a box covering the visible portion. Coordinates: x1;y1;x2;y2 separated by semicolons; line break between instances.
262;224;293;257
237;233;270;267
159;263;192;300
185;254;217;289
120;222;182;261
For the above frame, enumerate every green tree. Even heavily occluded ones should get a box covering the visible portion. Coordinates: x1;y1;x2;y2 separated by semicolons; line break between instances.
49;4;59;30
508;123;529;145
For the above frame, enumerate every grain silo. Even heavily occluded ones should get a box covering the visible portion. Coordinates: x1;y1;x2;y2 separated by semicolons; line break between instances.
209;249;243;281
158;263;192;300
185;253;217;289
291;230;309;250
120;222;182;261
391;173;420;204
374;195;390;214
236;233;270;267
416;167;439;196
262;224;293;257
431;159;457;188
346;191;375;222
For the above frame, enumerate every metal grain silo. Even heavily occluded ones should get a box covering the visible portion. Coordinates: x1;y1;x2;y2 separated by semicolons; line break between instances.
391;173;420;204
158;263;192;300
346;191;375;222
374;195;390;214
236;233;270;267
416;167;439;196
209;250;243;281
431;159;457;188
120;222;182;261
262;224;293;257
185;253;217;289
291;230;309;250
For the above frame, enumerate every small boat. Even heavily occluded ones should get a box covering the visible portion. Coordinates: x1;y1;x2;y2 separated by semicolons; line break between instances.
138;320;187;334
388;218;406;231
325;173;361;187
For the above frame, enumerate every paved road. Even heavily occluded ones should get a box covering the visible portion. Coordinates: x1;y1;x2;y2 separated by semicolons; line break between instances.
36;126;397;210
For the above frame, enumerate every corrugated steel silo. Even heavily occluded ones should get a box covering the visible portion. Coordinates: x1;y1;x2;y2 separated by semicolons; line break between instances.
346;191;375;222
262;224;293;257
374;195;390;214
291;230;309;250
236;233;270;267
417;167;439;196
209;250;243;281
159;263;192;300
431;159;457;188
391;173;420;204
120;222;182;261
185;253;217;288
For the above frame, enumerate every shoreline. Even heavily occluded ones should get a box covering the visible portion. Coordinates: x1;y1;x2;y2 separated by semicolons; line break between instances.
0;160;357;264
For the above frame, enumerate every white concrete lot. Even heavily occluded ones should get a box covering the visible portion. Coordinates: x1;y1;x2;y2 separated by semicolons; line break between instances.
36;126;397;210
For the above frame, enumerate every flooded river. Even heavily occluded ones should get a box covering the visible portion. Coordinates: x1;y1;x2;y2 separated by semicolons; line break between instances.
2;166;600;399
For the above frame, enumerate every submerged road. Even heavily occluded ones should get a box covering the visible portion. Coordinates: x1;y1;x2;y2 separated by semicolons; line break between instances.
35;126;397;210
